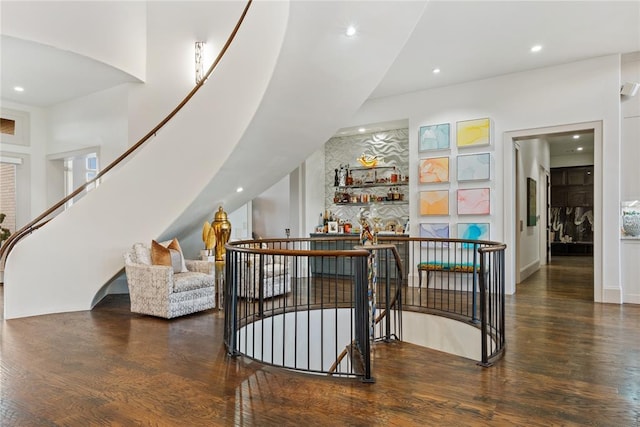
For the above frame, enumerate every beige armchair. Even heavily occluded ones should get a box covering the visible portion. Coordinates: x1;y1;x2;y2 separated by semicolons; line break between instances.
123;242;215;318
238;253;291;299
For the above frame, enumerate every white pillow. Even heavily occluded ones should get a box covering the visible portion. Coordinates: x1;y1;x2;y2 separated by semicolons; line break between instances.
133;243;151;265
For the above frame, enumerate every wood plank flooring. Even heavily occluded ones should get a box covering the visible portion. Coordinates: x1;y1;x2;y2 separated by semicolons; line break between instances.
1;256;638;426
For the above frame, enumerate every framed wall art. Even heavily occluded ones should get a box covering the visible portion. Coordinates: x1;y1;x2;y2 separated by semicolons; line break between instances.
457;188;490;215
419;123;450;151
457;153;490;181
527;178;537;226
457;223;490;242
419;190;449;215
456;118;491;148
419;223;450;247
419;156;449;183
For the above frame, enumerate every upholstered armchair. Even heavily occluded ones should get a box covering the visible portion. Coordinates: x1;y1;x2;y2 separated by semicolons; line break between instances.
237;252;291;299
123;242;216;318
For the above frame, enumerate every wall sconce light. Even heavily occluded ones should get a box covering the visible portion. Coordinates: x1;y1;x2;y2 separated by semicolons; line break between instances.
195;41;206;84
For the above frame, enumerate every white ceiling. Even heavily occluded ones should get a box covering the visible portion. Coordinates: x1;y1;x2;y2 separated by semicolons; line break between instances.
521;130;595;157
1;35;140;107
1;1;639;109
372;0;640;99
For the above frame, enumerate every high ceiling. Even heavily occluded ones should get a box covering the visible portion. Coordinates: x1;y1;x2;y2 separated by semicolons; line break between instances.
372;1;640;99
1;1;639;109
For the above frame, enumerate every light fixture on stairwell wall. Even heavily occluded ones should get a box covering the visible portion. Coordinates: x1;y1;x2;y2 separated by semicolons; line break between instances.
621;82;639;97
195;41;206;84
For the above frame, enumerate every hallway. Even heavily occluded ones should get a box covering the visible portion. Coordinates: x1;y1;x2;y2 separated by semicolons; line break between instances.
0;256;638;426
517;255;594;300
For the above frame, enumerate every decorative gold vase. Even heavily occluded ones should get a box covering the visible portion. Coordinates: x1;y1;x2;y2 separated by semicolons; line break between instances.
212;206;231;261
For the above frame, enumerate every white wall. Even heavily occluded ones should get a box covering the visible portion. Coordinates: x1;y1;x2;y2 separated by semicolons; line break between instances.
551;152;594;168
621;54;640;202
620;54;640;304
252;175;290;239
48;85;129;167
127;1;247;145
0;101;48;226
304;148;326;236
347;55;623;301
517;138;550;280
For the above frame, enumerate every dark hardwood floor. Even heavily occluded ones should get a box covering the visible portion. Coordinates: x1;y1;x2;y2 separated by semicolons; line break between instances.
1;256;638;426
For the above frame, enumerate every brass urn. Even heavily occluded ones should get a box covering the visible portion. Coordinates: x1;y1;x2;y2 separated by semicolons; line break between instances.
212;206;232;261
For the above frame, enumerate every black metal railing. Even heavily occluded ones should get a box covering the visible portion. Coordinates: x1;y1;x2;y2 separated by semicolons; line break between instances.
224;236;506;381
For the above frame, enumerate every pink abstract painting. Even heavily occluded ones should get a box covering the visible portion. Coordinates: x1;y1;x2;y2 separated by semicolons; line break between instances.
457;188;490;215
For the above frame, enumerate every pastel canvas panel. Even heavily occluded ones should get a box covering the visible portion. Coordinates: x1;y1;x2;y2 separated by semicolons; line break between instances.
419;223;450;239
458;223;490;242
457;188;490;215
457;153;490;181
419;157;449;183
456;118;490;147
419;123;450;151
420;223;449;247
420;190;449;215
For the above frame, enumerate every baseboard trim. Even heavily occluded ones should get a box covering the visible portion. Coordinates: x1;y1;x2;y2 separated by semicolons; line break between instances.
519;259;540;282
602;287;622;304
623;293;640;304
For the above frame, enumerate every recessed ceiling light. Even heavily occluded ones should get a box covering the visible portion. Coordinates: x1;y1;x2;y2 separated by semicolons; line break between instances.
530;45;542;53
573;135;580;139
14;86;24;92
346;26;357;37
576;147;583;151
432;68;441;74
236;187;243;193
358;128;366;133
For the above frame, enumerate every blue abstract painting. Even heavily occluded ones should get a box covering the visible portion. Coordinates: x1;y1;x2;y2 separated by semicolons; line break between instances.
419;123;450;151
458;223;489;247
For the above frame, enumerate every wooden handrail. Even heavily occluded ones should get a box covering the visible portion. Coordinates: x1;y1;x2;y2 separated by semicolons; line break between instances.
0;0;253;268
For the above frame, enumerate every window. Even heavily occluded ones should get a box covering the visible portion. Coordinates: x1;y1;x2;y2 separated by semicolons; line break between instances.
63;152;99;209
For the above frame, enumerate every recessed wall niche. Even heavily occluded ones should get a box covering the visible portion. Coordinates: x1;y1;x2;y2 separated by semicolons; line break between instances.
323;128;409;227
0;108;30;146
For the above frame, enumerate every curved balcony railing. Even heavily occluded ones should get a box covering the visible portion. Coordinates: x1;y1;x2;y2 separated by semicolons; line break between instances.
223;236;507;382
0;0;253;269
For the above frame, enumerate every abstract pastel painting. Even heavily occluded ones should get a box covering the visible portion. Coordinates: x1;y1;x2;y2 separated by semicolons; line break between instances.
420;223;449;247
457;153;490;181
419;157;449;183
456;118;490;147
419;123;450;151
419;190;449;215
419;223;450;239
457;188;490;215
457;223;490;241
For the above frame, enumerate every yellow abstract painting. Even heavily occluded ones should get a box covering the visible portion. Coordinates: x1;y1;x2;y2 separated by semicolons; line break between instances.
456;118;490;147
420;190;449;215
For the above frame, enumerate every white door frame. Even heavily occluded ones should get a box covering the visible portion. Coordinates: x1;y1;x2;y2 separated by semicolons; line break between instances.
504;121;602;300
539;166;549;266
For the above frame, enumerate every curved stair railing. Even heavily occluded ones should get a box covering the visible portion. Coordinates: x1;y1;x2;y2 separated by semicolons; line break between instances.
328;243;404;376
224;236;507;382
0;0;253;271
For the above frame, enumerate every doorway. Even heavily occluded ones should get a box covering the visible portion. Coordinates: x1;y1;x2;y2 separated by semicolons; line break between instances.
505;122;601;301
